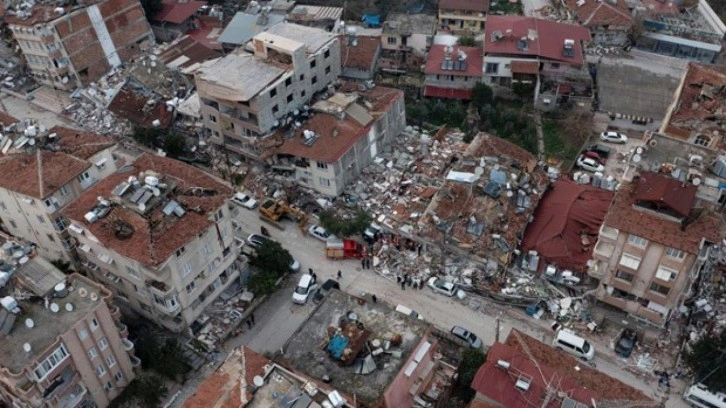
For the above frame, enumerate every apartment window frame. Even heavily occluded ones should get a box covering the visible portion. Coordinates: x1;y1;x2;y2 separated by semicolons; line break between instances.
655;265;678;282
186;281;196;294
627;234;648;248
77;171;90;183
665;247;686;260
317;162;328;170
33;344;69;381
318;177;331;187
649;282;670;296
106;355;116;368
387;37;397;45
90;318;99;331
213;209;223;222
270;88;277;97
182;261;193;277
88;347;98;359
176;246;186;257
125;266;140;279
485;62;499;74
114;372;123;382
325;66;331;74
324;49;330;59
619;253;641;270
96;364;106;377
615;270;634;282
285;77;292;87
99;337;109;351
310;59;317;68
272;104;279;114
286;94;293;103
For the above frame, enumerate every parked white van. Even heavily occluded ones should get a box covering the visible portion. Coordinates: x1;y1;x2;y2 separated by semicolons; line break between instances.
292;274;318;304
552;329;595;361
395;304;423;320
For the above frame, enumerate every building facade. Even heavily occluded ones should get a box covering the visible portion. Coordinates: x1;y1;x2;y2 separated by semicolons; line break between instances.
564;0;632;46
423;44;483;100
63;155;240;334
380;13;436;73
0;125;117;263
438;0;489;35
0;272;137;408
6;0;153;90
195;23;341;161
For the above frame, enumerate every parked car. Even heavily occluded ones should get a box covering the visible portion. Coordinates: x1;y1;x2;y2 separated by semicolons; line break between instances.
451;325;483;349
427;277;458;297
289;258;301;273
599;131;628;144
246;234;269;248
582;150;606;164
232;192;259;210
552;329;595;361
396;304;424;320
312;279;340;304
292;274;318;304
576;155;605;173
308;225;336;242
363;223;381;244
587;144;612;159
615;328;638;358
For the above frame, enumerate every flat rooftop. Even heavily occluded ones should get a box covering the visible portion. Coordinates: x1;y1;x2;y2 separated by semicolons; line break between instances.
0;276;106;374
383;13;437;36
279;289;429;405
263;22;338;54
195;52;286;100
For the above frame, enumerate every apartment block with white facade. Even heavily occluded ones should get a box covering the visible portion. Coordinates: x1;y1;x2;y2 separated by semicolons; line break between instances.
63;154;240;334
0;120;117;263
0;267;137;408
195;23;341;162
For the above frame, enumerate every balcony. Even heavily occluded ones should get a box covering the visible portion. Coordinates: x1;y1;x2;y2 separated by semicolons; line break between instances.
109;305;121;320
152;297;181;316
115;321;128;338
593;241;614;259
147;280;173;296
130;355;141;369
122;338;135;352
58;383;87;408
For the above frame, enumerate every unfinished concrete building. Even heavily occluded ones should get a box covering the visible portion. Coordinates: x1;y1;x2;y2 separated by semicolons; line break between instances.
63;155;241;334
194;23;341;162
5;0;153;90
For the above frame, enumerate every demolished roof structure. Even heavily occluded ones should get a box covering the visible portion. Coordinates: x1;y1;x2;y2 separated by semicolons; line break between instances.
661;63;726;147
565;0;632;29
217;11;285;47
471;329;657;408
63;154;233;267
153;0;205;24
107;78;175;129
520;179;614;274
156;35;222;70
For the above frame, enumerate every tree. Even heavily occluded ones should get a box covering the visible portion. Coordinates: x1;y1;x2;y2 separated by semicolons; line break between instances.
248;241;294;296
133;330;192;382
471;83;494;111
109;374;167;408
319;210;372;237
50;259;72;275
162;133;186;158
683;330;726;392
406;101;429;127
132;126;162;147
451;349;487;402
457;37;476;46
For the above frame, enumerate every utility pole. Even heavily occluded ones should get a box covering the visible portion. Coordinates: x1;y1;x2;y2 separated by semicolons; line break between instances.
495;317;501;343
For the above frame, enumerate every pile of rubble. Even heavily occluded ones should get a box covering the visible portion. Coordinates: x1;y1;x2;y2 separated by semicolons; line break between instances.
194;289;256;350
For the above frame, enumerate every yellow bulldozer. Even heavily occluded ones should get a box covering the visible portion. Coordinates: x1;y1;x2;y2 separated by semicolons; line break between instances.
258;198;309;233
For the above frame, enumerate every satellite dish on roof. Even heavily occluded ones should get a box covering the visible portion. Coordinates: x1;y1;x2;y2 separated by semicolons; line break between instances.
50;303;60;313
23;343;31;353
79;288;88;298
25;318;34;328
65;303;74;312
152;188;160;197
253;375;264;387
692;177;701;186
632;154;641;163
138;203;146;212
635;146;644;154
90;293;98;302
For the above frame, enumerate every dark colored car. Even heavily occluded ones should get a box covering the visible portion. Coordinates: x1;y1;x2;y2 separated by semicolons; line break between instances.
587;144;612;159
246;234;270;248
583;150;606;164
615;328;638;358
312;279;340;304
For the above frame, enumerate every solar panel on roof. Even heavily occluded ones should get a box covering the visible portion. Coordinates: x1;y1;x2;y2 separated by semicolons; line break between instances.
162;201;179;216
138;191;153;205
112;182;131;197
129;188;145;203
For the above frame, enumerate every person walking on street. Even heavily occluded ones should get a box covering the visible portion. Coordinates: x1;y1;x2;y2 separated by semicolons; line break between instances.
250;313;255;325
308;268;314;275
246;319;252;329
372;294;377;303
361;258;365;269
311;272;317;284
337;270;342;280
401;281;405;290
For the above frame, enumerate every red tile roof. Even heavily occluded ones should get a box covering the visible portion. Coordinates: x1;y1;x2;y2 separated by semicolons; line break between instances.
520;179;614;273
494;330;657;406
154;0;205;24
158;35;222;68
634;171;696;217
340;35;381;71
63;155;232;267
484;16;591;65
440;0;490;12
0;150;90;199
107;82;174;129
566;0;632;28
275;87;403;163
49;126;115;160
670;64;726;124
0;111;18;127
425;45;483;77
510;60;539;74
424;86;474;100
604;172;725;254
472;342;597;408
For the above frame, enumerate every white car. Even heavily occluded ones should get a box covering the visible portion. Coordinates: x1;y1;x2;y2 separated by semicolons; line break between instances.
292;274;318;304
599;131;628;144
576;155;605;173
308;225;336;242
427;277;458;297
231;192;259;210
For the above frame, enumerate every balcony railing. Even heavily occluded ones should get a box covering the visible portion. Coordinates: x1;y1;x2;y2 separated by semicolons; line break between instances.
147;280;173;296
122;338;135;352
130;355;141;368
116;321;128;338
58;383;86;408
109;305;121;320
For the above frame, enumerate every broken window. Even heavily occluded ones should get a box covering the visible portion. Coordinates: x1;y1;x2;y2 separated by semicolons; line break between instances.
615;270;634;282
694;134;711;147
649;282;670;296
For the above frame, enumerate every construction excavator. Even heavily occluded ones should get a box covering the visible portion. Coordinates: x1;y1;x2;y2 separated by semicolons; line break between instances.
258;198;309;233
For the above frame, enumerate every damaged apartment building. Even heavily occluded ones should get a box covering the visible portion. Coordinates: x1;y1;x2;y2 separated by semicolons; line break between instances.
63;155;242;334
194;23;342;162
4;0;153;90
270;84;406;196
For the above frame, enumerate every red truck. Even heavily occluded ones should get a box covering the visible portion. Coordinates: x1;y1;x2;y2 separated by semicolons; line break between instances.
326;238;365;259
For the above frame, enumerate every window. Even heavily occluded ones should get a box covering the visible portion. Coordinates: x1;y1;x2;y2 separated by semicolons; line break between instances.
665;247;685;260
106;355;116;368
310;59;316;68
90;318;99;331
301;90;306;98
104;381;113;392
132;284;139;293
694;134;711;147
77;172;90;183
485;63;499;74
208;114;217;123
88;347;98;359
125;266;140;279
318;177;331;187
79;329;89;340
202;244;213;256
213;209;223;222
186;281;196;294
272;105;279;114
387;37;397;44
615;270;634;282
619;253;641;270
655;266;678;281
176;246;186;257
286;94;293;103
270;88;277;97
99;338;109;350
96;364;106;377
324;49;330;59
325;66;331;74
33;344;69;380
114;372;123;382
317;162;328;170
649;282;670;296
627;234;647;247
299;73;304;81
47;234;55;242
285;77;292;87
8;220;16;229
182;262;192;277
312;76;318;84
550;63;560;68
